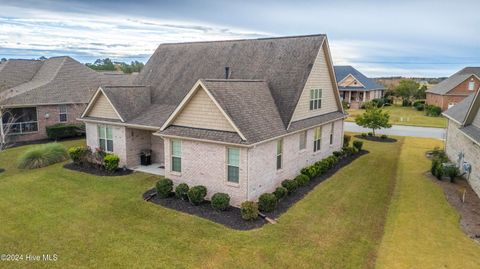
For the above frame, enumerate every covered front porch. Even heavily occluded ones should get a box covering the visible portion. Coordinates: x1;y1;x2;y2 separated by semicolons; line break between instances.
131;163;165;176
124;128;165;173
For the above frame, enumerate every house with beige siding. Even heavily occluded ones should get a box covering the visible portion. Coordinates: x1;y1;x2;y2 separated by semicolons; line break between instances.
334;66;385;109
443;90;480;198
80;35;346;206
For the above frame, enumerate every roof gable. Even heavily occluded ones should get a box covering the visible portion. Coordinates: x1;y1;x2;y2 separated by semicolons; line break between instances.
135;35;326;126
427;66;480;95
333;65;384;91
338;74;365;88
82;88;123;121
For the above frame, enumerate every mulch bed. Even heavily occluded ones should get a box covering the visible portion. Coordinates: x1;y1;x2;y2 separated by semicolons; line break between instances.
427;172;480;243
144;150;369;230
64;162;132;177
354;135;397;143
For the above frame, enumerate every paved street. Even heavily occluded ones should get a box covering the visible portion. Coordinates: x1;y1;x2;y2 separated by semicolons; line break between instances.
344;122;446;139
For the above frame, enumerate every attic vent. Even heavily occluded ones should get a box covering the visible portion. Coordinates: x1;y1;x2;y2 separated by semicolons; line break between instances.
225;66;230;79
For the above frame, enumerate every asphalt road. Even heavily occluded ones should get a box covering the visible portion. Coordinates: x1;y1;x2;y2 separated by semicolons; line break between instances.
344;122;446;139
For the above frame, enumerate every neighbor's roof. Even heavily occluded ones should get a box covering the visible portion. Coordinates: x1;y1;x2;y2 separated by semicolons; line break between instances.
134;34;328;127
333;66;385;91
442;93;475;123
0;59;43;93
443;90;480;144
427;67;480;95
0;57;136;107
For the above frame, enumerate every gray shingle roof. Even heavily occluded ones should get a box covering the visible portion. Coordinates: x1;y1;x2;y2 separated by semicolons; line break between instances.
333;66;385;91
160;126;246;145
460;125;480;144
427;67;480;95
0;56;136;106
101;85;151;122
0;60;42;93
134;34;327;127
443;93;475;123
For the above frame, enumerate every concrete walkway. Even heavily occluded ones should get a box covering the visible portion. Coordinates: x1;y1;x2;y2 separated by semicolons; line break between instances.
344;122;446;139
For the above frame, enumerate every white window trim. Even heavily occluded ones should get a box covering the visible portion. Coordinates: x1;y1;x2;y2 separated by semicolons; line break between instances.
309;89;323;110
314;127;322;152
276;139;283;170
171;139;182;173
226;147;240;185
59;105;68;122
468;81;475;91
98;125;113;153
299;130;307;151
329;123;334;145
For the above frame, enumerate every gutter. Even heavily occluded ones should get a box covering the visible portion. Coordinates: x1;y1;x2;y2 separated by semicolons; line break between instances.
77;118;160;131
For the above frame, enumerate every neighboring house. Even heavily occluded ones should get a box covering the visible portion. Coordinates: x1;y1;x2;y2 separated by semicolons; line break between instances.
334;66;385;109
443;90;480;198
426;67;480;111
0;57;135;143
80;35;346;206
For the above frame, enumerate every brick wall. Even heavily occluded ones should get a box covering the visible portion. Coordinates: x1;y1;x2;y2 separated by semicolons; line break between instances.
8;103;86;143
445;120;480;198
427;75;480;111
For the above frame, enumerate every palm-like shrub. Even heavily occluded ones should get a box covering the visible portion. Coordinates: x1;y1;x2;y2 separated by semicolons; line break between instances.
18;143;69;169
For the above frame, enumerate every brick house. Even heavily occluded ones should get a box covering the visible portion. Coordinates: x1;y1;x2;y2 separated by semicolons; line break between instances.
79;35;346;206
334;66;385;109
426;67;480;111
443;90;480;198
0;57;135;144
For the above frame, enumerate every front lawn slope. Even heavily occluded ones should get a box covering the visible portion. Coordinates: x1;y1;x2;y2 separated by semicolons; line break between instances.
375;137;480;269
0;139;400;268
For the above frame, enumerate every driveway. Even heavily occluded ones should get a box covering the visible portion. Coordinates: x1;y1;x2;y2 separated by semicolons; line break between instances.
344;122;446;139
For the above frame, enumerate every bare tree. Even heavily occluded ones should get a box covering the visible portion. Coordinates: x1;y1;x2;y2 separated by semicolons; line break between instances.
0;109;18;151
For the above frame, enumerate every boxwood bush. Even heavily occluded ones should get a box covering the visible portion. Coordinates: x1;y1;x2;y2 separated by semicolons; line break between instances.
188;185;207;205
175;183;189;200
68;146;88;164
46;123;84;140
18;143;69;169
103;154;119;172
240;201;259;220
258;193;277;212
353;140;363;151
295;174;310;186
273;186;288;200
211;193;230;211
156;178;173;198
281;179;298;194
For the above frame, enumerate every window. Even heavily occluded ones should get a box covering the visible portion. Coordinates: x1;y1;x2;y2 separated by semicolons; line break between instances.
468;81;475;91
309;89;322;110
98;125;113;152
276;139;283;170
2;107;38;134
227;148;240;183
299;131;307;150
313;127;322;152
171;139;182;172
329;123;334;145
59;105;67;122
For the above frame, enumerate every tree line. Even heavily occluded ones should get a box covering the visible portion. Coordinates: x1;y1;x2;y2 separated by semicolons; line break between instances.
85;58;144;74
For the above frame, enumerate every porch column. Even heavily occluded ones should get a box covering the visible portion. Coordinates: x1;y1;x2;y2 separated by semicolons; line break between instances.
362;91;366;102
0;109;4;145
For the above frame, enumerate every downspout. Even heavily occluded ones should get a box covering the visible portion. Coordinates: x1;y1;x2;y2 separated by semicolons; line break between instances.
246;146;250;201
0;109;4;146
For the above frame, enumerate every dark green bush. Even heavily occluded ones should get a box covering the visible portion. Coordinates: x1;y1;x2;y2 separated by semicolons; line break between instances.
444;165;460;183
342;146;356;156
425;105;442;117
381;134;388;139
258;193;277;212
68;146;88;164
300;166;317;179
156;178;173;198
353;140;363;151
103;154;119;172
17;143;69;169
281;179;298;194
211;193;230;211
46;123;84;140
333;151;343;158
343;135;351;147
240;201;259;220
367;132;373;136
188;185;207;205
273;186;288;200
361;133;367;137
415;103;425;111
175;183;189;200
295;174;310;186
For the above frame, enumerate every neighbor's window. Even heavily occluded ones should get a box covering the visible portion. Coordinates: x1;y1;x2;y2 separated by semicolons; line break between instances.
2;107;38;134
59;105;67;122
299;131;307;150
469;81;475;91
171;139;182;172
329;123;334;145
314;127;322;152
309;89;322;110
227;148;240;183
98;125;113;152
276;139;283;170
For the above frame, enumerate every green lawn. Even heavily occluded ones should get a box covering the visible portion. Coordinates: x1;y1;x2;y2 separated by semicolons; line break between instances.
346;105;447;128
0;137;478;268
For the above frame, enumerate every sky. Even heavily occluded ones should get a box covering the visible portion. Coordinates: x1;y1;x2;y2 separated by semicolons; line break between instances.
0;0;479;77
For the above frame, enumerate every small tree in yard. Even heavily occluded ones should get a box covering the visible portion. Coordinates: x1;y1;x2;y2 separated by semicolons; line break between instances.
355;103;392;136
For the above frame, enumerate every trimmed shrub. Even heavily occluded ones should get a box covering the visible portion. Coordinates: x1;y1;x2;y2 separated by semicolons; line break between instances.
188;185;207;205
273;186;288;200
381;134;388;139
18;143;69;169
241;201;259;220
211;193;230;211
295;174;310;186
156;178;173;198
361;133;367;137
333;151;343;158
342;146;355;156
281;179;298;194
300;165;317;179
68;146;88;164
258;193;277;212
415;103;425;111
367;132;373;136
343;135;351;147
425;105;442;117
46;123;84;140
175;183;189;200
353;140;363;151
432;161;444;180
103;154;119;172
444;165;460;183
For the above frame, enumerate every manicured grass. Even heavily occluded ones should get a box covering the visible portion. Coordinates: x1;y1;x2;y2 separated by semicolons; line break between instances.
346;105;447;128
376;137;480;269
0;139;399;268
